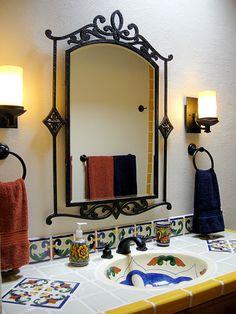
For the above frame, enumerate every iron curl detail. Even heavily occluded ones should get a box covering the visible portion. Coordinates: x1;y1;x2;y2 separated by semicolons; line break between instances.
80;203;115;220
46;10;171;62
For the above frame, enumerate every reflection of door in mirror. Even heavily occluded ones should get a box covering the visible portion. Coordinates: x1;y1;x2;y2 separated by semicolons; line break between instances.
69;44;155;203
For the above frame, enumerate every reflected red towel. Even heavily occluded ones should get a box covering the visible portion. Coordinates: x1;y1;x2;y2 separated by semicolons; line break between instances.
0;179;29;270
86;156;114;199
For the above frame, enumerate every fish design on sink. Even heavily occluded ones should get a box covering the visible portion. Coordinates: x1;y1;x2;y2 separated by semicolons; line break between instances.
119;269;192;287
98;252;213;289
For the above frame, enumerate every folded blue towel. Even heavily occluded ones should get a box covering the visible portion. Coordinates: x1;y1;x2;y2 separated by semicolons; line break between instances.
192;168;225;234
114;154;137;197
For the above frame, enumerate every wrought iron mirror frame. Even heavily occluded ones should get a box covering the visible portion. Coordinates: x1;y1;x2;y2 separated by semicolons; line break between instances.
43;10;173;225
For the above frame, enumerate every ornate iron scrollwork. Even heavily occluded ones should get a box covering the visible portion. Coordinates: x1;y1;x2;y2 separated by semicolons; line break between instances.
44;10;173;224
46;10;173;63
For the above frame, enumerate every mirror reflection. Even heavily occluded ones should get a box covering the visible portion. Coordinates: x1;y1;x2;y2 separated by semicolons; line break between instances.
67;44;156;204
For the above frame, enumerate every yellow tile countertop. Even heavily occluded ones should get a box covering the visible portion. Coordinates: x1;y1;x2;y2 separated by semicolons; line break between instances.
2;230;236;314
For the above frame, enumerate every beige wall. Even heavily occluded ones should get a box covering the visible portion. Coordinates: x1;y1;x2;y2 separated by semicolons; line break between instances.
0;0;236;237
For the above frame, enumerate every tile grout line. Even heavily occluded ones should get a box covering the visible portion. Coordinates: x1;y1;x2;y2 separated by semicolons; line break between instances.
212;278;224;295
181;288;193;308
144;299;157;314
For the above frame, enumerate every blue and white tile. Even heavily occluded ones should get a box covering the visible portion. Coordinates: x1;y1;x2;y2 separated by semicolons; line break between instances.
184;215;193;234
117;225;135;242
29;237;51;264
135;221;153;241
52;234;73;260
170;216;184;237
97;227;117;250
84;231;96;253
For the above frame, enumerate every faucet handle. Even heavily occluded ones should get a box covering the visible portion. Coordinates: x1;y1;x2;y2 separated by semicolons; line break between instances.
136;245;147;251
101;243;113;259
136;237;148;251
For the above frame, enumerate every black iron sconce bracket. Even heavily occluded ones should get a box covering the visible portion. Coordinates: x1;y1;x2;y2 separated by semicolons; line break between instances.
185;97;201;133
0;105;26;128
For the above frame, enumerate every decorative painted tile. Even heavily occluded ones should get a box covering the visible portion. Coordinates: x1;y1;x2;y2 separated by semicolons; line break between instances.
18;278;49;291
2;288;38;305
184;215;193;234
97;228;117;250
170;217;184;237
84;231;96;253
135;221;153;241
31;291;69;308
229;240;236;252
118;225;135;242
29;237;51;264
2;277;80;309
52;234;73;259
207;240;232;252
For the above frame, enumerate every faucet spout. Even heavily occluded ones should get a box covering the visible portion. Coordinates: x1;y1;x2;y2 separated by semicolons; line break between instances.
116;236;147;255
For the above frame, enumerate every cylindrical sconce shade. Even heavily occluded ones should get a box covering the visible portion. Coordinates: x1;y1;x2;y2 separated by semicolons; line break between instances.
0;66;23;107
198;90;217;119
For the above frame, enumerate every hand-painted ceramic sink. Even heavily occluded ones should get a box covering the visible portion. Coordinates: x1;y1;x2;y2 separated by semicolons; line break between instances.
97;251;215;289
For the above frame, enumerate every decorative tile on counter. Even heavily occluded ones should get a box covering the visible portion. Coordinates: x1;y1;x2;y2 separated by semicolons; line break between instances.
97;228;116;250
184;215;193;234
52;234;73;259
29;237;51;264
2;277;80;309
229;240;236;252
135;221;153;241
118;225;135;241
207;240;232;252
170;216;184;237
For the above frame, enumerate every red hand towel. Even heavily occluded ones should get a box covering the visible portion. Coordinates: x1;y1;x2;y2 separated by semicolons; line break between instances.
0;179;29;270
86;156;114;200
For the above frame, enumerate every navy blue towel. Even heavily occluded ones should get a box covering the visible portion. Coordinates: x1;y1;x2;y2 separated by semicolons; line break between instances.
114;155;137;197
192;168;225;234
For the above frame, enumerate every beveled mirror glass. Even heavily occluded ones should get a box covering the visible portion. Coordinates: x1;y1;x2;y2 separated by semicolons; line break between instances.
67;44;156;204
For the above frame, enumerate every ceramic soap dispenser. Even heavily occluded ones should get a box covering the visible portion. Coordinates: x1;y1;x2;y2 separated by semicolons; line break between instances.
69;222;89;267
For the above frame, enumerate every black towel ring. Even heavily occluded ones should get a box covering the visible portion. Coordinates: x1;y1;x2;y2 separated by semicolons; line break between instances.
188;143;214;170
0;143;27;180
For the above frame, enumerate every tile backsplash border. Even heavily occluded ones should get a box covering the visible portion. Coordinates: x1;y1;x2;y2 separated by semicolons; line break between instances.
29;214;193;264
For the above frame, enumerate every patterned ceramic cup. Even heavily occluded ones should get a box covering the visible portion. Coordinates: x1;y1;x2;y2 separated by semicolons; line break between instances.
156;221;172;246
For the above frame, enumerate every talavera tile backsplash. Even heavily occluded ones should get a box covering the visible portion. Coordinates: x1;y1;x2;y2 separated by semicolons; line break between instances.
29;214;193;264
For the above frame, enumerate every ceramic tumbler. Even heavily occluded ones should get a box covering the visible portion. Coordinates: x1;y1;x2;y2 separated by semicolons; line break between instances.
156;222;171;246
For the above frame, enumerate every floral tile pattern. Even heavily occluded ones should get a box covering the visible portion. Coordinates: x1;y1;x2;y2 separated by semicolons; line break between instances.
2;277;80;309
207;239;232;252
118;225;135;242
136;221;153;241
170;217;184;237
29;237;51;264
184;215;193;234
28;214;196;264
84;231;96;253
97;228;117;250
229;240;236;252
52;234;73;259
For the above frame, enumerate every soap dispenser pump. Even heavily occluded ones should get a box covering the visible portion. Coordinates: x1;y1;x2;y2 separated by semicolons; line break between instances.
69;222;89;267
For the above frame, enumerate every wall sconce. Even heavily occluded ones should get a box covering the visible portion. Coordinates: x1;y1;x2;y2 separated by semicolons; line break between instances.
185;90;219;133
0;65;26;128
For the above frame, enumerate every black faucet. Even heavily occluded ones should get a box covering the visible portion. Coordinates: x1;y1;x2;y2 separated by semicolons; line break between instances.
116;236;147;255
